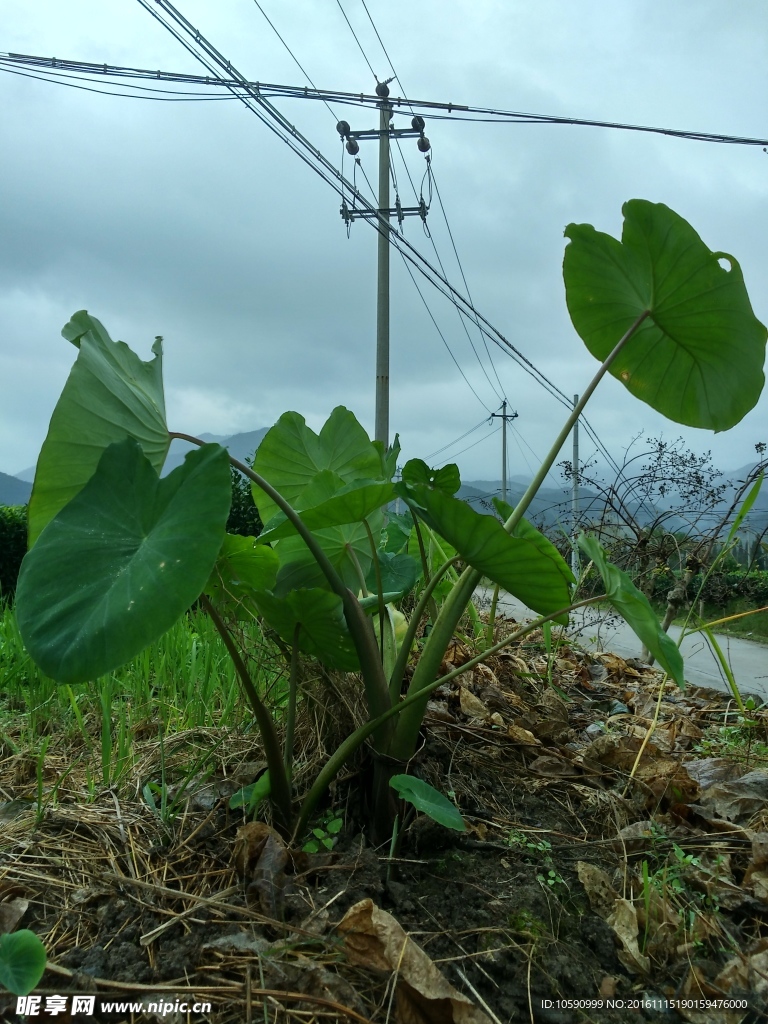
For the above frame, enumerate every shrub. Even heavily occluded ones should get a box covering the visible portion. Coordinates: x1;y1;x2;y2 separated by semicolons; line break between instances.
0;506;27;602
226;464;262;537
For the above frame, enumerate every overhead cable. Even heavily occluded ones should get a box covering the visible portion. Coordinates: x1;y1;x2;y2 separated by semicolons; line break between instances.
3;54;765;146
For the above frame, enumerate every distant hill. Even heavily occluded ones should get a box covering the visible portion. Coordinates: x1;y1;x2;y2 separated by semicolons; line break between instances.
0;471;31;506
6;440;765;536
160;428;270;476
14;428;272;484
460;478;598;529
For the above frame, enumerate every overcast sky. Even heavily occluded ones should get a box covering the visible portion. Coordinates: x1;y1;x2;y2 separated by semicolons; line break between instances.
2;0;766;487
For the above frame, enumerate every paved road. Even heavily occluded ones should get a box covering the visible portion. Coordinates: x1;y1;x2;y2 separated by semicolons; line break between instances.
475;588;768;703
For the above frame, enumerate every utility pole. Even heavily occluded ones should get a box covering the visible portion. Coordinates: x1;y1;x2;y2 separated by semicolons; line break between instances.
490;401;518;503
375;91;391;447
571;393;580;576
336;85;430;448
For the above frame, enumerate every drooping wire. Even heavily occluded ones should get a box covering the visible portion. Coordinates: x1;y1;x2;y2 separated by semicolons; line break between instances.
101;7;683;482
346;11;508;404
358;0;403;90
398;244;496;412
354;157;495;412
250;0;339;122
4;54;766;147
0;63;237;100
437;424;501;465
424;416;491;461
428;160;507;400
334;0;378;80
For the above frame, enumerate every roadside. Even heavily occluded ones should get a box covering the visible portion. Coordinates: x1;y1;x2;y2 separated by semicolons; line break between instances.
475;586;768;703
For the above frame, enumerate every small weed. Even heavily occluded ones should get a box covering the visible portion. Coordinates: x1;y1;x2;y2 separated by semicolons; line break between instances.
508;909;547;937
507;829;552;854
302;809;343;853
693;719;768;766
537;868;568;893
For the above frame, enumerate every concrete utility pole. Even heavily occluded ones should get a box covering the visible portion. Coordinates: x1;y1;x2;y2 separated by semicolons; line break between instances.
490;401;518;504
375;94;391;447
336;85;430;448
571;393;580;576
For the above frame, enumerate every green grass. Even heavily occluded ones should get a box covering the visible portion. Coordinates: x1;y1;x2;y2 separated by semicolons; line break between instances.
651;599;768;644
0;603;283;746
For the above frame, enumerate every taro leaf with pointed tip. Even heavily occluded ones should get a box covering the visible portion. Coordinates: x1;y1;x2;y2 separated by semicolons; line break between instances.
252;407;382;525
727;472;764;545
16;439;231;685
578;534;684;688
563;201;767;431
373;432;401;481
28;312;169;547
398;483;574;623
0;930;47;996
257;480;395;544
384;510;414;554
254;589;359;671
272;515;382;596
365;551;419;601
493;498;574;581
390;775;466;832
230;771;272;815
401;459;461;495
205;535;279;616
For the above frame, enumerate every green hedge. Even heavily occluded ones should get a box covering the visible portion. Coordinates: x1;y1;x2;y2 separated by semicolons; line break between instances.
0;468;260;605
646;567;768;607
0;505;28;602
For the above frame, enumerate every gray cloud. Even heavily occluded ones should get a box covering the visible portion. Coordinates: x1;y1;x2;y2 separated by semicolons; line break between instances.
1;0;766;486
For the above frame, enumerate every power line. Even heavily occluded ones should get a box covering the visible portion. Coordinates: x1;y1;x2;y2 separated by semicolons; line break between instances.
358;0;401;88
249;0;339;122
424;416;491;461
4;54;764;146
428;164;507;400
0;63;236;100
0;42;591;424
1;42;740;483
334;0;378;81
336;8;507;404
323;7;505;412
437;424;501;465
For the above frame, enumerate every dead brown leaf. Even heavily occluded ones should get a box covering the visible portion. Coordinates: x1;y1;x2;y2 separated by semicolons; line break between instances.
0;898;28;933
337;899;491;1024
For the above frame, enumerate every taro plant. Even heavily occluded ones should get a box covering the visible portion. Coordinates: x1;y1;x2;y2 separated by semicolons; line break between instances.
0;931;46;996
14;200;767;843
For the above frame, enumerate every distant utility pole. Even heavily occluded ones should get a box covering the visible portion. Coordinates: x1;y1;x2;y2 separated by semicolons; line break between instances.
337;82;430;447
571;393;580;576
490;401;518;503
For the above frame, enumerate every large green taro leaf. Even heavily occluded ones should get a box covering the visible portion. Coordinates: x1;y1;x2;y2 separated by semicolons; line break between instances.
401;458;461;495
254;589;359;671
0;930;47;996
252;407;382;525
563;201;767;431
205;534;279;618
399;483;574;623
272;516;382;595
258;479;395;544
16;439;231;684
390;775;466;832
28;311;169;547
579;534;684;687
384;510;413;554
366;551;419;601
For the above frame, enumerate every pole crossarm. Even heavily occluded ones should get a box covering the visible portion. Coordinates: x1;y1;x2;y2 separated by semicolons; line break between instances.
347;129;424;140
344;207;424;220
